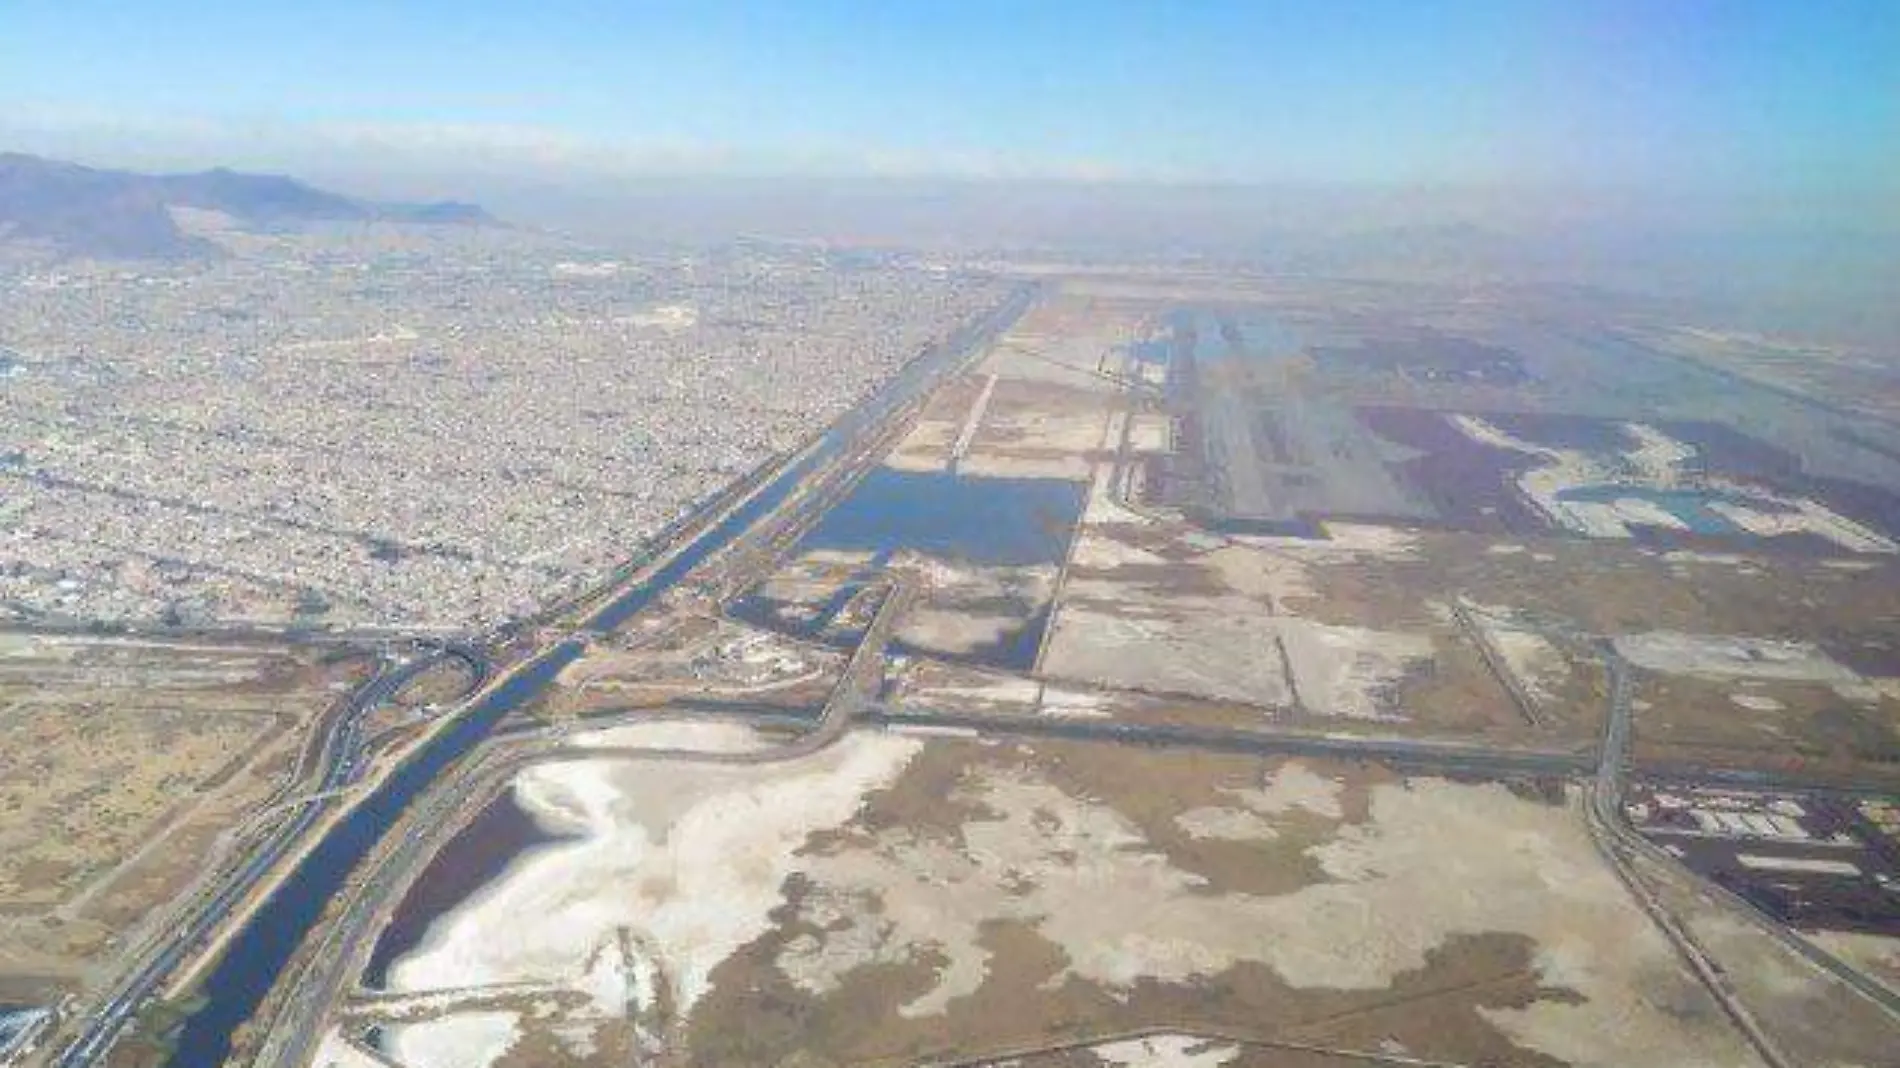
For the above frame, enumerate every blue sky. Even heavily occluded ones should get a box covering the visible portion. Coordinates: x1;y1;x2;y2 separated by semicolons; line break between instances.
2;0;1895;192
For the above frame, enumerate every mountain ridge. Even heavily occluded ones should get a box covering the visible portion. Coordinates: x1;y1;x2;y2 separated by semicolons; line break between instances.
0;152;497;259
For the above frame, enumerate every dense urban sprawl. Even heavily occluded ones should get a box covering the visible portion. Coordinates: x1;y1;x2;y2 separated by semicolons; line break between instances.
0;226;1007;630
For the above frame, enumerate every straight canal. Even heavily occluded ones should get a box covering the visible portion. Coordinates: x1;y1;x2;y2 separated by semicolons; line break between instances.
154;287;1035;1067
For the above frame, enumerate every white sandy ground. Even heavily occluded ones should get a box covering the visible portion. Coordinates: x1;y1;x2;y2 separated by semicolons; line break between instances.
956;401;1104;481
1038;685;1117;719
1040;601;1295;708
897;666;1128;720
1614;633;1863;685
980;332;1126;393
1091;1033;1244;1067
1232;521;1422;561
1125;413;1173;454
1172;805;1284;842
312;1028;386;1068
1819;558;1884;571
618;304;698;332
1709;496;1896;553
1078;431;1157;529
382;726;924;1055
897;608;1021;654
776;757;1761;1067
1071;532;1168;570
384;1010;520;1068
902;555;1059;604
1735;855;1862;876
1199;544;1317;610
1278;620;1431;721
953;451;1097;481
1603;495;1691;530
883;417;958;472
1466;610;1573;707
755;568;857;605
915;674;1045;708
922;337;1115;479
1043;563;1432;717
1661;550;1755;566
1448;414;1894;553
1174;763;1344;842
795;547;883;569
567;719;777;754
344;983;566;1024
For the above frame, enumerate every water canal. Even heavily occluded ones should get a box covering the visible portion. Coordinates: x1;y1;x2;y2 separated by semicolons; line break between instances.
157;287;1034;1067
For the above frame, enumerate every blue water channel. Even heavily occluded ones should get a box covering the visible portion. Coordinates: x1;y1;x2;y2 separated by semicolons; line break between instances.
157;288;1034;1067
802;468;1085;568
160;646;579;1067
1554;485;1764;537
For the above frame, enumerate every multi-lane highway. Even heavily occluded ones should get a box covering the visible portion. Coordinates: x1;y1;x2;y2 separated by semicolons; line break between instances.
1587;650;1900;1022
43;278;1900;1068
47;643;487;1068
43;286;1042;1068
252;293;1041;1068
867;705;1593;778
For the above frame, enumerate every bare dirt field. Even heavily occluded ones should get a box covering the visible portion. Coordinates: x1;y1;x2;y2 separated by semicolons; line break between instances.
267;280;1900;1068
352;725;1779;1068
1614;632;1900;776
289;279;1900;1068
549;614;844;718
865;284;1900;775
1040;486;1547;740
1627;847;1900;1066
0;633;348;1000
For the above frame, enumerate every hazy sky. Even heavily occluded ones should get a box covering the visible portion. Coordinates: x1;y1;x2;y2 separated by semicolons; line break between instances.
3;0;1895;194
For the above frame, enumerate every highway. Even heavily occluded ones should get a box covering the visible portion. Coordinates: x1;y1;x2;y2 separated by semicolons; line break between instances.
1579;648;1795;1068
132;287;1040;1068
865;705;1592;779
47;643;487;1068
45;278;1900;1067
1586;649;1900;1022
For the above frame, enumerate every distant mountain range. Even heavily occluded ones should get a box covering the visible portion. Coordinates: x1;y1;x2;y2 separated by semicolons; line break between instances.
0;152;495;259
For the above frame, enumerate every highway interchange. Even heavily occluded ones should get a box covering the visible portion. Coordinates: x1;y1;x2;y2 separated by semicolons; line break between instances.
47;644;487;1068
35;284;1900;1067
39;287;1035;1068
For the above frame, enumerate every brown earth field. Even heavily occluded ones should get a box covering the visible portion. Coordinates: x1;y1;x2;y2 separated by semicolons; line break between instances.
0;635;350;999
679;737;1768;1068
546;614;846;720
1626;668;1900;780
